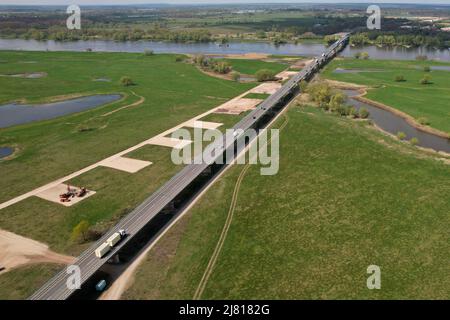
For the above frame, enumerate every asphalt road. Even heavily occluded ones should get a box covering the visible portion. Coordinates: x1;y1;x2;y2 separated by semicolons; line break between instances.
29;34;349;300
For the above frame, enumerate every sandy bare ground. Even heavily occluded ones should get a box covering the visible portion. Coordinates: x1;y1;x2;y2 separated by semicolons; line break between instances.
277;71;298;81
147;136;193;149
0;229;75;274
250;82;282;95
217;53;269;60
290;59;314;70
100;157;152;174
0;83;261;211
214;98;262;115
185;120;223;130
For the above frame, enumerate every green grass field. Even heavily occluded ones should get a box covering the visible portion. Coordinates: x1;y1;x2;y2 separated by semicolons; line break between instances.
0;51;278;254
124;104;450;300
222;59;287;75
322;58;450;133
0;264;63;300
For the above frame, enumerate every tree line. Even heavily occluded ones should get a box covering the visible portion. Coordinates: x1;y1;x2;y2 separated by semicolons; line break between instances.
350;32;449;49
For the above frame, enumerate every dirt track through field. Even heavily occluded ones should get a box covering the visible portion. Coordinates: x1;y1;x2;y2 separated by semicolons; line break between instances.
193;109;290;300
101;91;145;117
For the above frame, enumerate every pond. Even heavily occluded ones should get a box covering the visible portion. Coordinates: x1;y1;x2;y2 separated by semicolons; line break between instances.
0;147;14;159
0;94;122;128
0;38;449;61
342;90;450;154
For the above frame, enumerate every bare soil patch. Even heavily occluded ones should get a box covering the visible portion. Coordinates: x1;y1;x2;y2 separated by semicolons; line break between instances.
0;229;74;273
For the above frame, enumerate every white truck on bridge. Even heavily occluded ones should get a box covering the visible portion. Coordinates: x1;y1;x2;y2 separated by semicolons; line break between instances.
95;229;127;258
95;243;111;258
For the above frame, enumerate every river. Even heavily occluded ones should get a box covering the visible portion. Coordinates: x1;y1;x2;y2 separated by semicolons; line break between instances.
342;90;450;154
0;39;449;61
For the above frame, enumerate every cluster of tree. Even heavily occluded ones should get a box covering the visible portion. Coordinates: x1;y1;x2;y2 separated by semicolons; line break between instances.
120;76;135;87
350;32;449;49
354;52;370;60
0;22;213;43
71;220;102;244
255;69;277;82
324;34;340;45
193;55;232;74
306;82;369;119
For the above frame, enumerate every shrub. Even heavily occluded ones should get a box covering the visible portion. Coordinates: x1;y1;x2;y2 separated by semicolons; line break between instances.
359;107;370;119
354;52;362;59
360;52;370;60
306;82;334;106
143;49;154;56
336;105;349;116
175;55;185;62
410;137;419;145
71;220;90;243
416;55;428;61
417;117;430;125
255;69;277;82
120;76;134;87
420;74;432;85
397;131;406;140
193;54;208;67
348;106;358;118
423;66;431;72
394;75;405;82
211;61;232;74
329;92;346;112
299;80;308;92
231;71;240;82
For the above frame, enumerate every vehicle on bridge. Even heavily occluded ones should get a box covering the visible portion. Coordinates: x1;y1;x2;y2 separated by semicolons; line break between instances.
95;229;127;258
95;280;107;292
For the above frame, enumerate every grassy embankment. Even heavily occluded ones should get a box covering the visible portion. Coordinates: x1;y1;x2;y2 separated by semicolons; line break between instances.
322;58;450;133
124;103;450;300
0;51;287;255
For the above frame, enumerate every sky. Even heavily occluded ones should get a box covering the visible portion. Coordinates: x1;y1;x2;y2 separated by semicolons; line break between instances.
0;0;449;6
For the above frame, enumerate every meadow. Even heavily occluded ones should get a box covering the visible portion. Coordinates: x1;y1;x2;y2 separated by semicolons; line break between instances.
221;59;287;76
0;51;270;255
322;58;450;133
124;104;450;299
0;51;282;299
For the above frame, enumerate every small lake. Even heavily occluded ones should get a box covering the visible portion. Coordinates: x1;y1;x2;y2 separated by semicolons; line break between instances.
0;147;14;159
0;39;449;61
343;90;450;154
0;94;121;128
